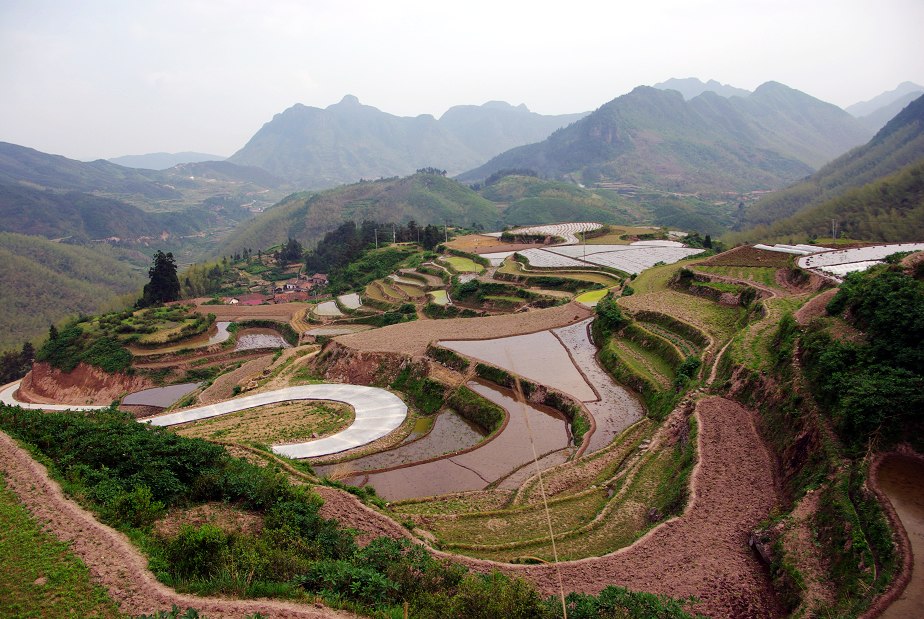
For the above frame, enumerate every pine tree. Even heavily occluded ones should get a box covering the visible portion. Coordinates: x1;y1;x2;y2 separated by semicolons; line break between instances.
140;250;181;306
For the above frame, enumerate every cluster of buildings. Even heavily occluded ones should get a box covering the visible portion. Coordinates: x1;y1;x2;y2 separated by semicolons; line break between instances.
225;273;328;305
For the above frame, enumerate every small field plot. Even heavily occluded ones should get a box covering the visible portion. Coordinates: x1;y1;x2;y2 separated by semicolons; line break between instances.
441;256;484;273
798;242;924;274
517;248;588;268
693;265;781;289
314;301;344;317
173;400;354;444
479;251;517;266
338;293;362;309
574;288;608;306
428;290;450;305
441;331;596;401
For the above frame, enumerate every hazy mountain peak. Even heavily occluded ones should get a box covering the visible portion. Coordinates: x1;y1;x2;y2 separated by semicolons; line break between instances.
337;94;361;106
652;77;751;100
846;82;924;118
481;100;531;112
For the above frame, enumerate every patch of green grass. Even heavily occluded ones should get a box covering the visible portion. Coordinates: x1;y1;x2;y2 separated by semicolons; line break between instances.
442;256;483;273
574;288;609;305
694;265;781;288
0;473;121;618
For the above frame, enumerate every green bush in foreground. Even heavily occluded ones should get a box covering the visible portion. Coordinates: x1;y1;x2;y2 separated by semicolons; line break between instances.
0;404;702;618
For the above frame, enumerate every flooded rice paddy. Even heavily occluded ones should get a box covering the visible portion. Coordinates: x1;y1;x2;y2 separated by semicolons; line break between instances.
122;382;200;408
314;410;485;477
441;332;597;401
339;381;570;501
552;319;644;452
234;329;290;351
879;456;924;619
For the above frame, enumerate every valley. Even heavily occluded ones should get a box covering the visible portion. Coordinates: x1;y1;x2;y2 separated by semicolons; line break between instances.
1;215;921;618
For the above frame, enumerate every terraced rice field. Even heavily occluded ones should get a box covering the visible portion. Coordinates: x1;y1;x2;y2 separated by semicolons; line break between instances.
574;288;608;306
498;259;622;287
693;265;781;289
520;245;703;275
441;256;484;273
314;301;344;317
428;290;449;305
493;222;603;244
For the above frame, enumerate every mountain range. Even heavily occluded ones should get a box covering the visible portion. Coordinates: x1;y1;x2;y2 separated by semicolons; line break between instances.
108;151;226;170
227;96;586;188
459;82;873;193
732;93;924;243
652;77;751;100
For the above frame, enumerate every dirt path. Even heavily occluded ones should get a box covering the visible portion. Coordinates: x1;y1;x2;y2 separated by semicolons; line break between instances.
0;430;351;619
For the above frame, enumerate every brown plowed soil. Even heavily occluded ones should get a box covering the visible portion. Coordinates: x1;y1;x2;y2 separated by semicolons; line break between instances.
0;430;350;619
794;288;838;326
198;354;274;404
336;302;592;356
18;362;155;405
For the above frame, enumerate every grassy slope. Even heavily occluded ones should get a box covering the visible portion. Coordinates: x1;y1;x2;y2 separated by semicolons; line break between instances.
0;232;148;350
0;473;121;617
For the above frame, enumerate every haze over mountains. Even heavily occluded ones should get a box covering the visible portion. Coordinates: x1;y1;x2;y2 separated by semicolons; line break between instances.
227;96;586;188
733;92;924;243
460;82;873;193
108;152;226;170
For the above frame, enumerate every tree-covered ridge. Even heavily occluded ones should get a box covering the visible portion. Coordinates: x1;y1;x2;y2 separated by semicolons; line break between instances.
0;232;147;351
736;93;924;233
216;172;499;257
801;265;924;449
728;159;924;244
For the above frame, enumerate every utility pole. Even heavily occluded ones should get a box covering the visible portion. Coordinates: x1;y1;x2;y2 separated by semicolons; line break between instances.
374;227;378;249
392;224;396;245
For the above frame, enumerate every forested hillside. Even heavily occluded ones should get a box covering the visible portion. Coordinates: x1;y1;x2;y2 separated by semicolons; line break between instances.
733;93;924;238
218;171;499;255
0;233;147;350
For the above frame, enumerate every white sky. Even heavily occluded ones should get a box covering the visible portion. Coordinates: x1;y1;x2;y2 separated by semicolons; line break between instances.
1;0;922;161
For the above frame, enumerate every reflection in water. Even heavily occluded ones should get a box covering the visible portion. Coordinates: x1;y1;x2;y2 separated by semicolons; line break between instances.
122;382;200;408
339;381;570;501
879;456;924;619
234;329;290;351
314;411;485;477
441;332;596;401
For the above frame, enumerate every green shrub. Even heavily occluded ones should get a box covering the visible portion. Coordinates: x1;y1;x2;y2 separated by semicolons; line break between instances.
448;386;505;434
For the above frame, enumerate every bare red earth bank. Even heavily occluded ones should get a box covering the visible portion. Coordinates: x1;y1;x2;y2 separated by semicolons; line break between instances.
17;362;155;405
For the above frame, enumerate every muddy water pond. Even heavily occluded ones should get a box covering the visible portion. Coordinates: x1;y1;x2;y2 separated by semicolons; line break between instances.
122;382;200;408
314;411;485;477
879;456;924;619
234;329;290;351
441;331;596;401
340;381;570;501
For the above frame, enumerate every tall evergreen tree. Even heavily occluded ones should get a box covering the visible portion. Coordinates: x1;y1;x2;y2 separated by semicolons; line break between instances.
140;250;181;306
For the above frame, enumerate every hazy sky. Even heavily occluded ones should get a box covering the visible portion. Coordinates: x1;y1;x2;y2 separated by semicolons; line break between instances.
2;0;922;161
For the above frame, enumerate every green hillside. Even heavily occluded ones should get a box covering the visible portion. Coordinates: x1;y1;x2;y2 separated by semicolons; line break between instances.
218;172;500;255
728;160;924;244
0;233;147;350
733;93;924;237
459;84;871;194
